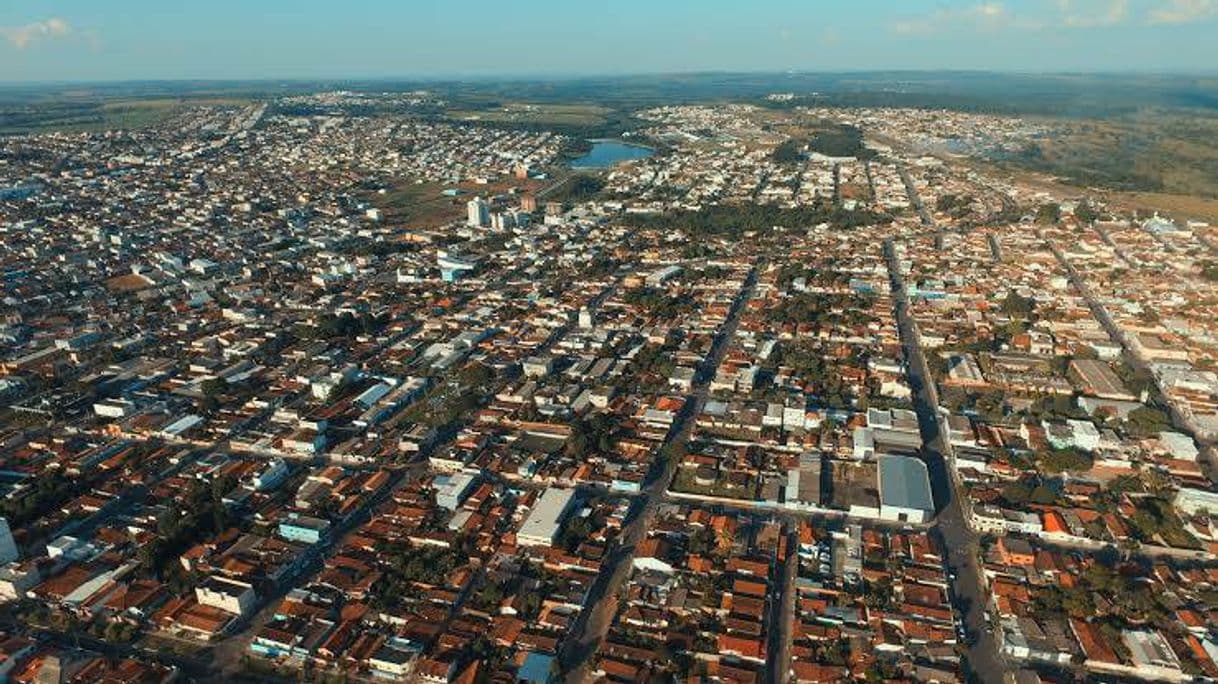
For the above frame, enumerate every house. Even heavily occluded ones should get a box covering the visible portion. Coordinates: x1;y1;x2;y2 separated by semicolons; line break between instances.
996;537;1036;566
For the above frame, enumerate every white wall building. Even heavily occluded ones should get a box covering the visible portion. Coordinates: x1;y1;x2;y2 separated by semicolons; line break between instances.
467;197;490;227
196;576;257;617
0;518;18;565
517;487;577;547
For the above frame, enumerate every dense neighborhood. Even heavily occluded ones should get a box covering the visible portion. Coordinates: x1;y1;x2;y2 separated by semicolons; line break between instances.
2;92;1218;684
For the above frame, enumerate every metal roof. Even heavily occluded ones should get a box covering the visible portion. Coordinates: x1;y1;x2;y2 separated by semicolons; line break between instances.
877;454;934;513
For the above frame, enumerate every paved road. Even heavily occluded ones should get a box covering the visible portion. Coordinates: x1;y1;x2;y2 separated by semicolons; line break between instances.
1043;235;1218;477
885;240;1008;684
767;523;798;684
559;264;759;681
0;613;292;684
202;279;628;678
898;164;936;228
1027;531;1218;563
212;460;424;676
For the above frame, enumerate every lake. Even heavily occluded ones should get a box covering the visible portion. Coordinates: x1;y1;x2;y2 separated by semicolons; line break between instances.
570;139;654;169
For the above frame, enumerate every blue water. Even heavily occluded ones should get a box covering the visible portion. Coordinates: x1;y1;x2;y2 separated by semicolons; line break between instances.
570;140;654;169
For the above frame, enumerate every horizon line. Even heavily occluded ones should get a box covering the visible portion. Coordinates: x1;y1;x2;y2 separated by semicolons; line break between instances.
4;68;1218;88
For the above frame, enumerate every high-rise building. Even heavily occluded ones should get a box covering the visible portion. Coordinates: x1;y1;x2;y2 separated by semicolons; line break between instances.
0;517;18;565
491;212;516;231
466;197;490;227
520;194;538;213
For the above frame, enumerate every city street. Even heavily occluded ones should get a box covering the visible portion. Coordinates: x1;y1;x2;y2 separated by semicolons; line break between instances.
559;264;759;681
886;239;1010;684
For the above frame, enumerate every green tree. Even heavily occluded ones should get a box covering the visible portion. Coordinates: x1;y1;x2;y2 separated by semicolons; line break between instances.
1001;291;1037;319
1035;203;1061;225
1075;200;1099;225
200;378;228;397
771;139;803;165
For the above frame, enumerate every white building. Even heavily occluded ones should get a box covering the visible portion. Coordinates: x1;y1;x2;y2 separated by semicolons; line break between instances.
367;645;417;679
467;197;490;227
853;427;875;460
1176;488;1218;516
644;265;682;287
0;518;17;565
0;561;40;602
93;398;136;419
782;405;806;431
1159;431;1199;461
435;472;477;511
877;455;935;524
196;576;257;617
1122;630;1184;681
517;487;577;547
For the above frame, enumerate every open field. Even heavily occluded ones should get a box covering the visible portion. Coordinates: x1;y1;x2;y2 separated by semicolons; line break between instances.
367;176;547;229
1116;192;1218;224
1004;111;1218;199
0;95;254;135
369;181;463;227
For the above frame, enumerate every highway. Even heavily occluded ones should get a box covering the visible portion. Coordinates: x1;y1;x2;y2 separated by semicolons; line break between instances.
885;239;1009;684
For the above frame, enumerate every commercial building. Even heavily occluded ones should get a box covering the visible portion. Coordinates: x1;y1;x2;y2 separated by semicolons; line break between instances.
877;455;935;523
466;197;490;227
1176;488;1218;516
645;265;683;287
278;515;331;545
434;472;477;511
195;576;257;618
517;487;577;547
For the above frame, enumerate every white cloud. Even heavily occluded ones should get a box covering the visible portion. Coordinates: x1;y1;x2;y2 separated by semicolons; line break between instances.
1056;0;1130;27
0;17;73;50
889;0;1218;34
891;3;1012;34
1148;0;1218;23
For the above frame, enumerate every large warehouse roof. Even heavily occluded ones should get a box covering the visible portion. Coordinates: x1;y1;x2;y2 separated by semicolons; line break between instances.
518;487;576;546
877;454;934;513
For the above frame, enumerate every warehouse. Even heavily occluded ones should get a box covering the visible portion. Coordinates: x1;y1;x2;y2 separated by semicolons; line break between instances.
517;487;577;547
877;455;935;523
434;472;478;511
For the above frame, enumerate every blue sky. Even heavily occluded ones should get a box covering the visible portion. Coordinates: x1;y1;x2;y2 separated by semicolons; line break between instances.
2;0;1217;82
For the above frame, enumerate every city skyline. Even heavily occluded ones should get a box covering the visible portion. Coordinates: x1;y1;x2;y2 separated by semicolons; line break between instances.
3;0;1218;82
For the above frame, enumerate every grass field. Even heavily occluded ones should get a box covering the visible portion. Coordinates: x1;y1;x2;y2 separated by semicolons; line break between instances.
368;176;546;228
1008;111;1218;200
0;96;253;135
371;181;461;227
1117;192;1218;223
